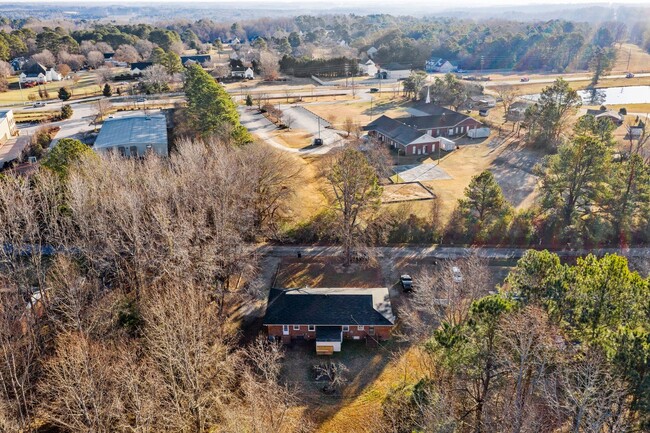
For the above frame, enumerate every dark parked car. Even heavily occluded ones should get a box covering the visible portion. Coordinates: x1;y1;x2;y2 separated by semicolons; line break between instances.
400;274;413;292
313;138;324;146
369;88;379;93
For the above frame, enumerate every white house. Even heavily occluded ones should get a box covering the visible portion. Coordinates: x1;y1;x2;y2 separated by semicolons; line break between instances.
367;47;378;59
232;66;254;79
19;63;62;84
425;57;457;73
359;59;378;76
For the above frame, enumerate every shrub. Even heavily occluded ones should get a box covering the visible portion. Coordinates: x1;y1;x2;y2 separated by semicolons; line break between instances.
102;83;112;97
60;104;73;120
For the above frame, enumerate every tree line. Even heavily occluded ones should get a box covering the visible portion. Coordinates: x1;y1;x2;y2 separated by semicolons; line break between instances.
386;250;650;432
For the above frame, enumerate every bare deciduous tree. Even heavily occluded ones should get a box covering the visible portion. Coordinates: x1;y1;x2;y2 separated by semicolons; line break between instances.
86;50;105;69
115;44;140;63
259;51;280;81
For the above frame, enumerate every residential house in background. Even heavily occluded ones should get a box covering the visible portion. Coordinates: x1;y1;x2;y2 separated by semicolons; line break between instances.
425;57;457;73
93;114;168;157
359;59;378;76
367;46;378;59
231;66;254;79
264;287;395;355
129;62;153;75
10;57;27;72
181;54;212;67
0;110;18;145
586;108;624;126
19;63;62;84
104;52;128;67
376;63;412;80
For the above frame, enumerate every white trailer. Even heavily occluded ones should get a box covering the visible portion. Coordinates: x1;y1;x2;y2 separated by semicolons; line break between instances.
468;127;490;139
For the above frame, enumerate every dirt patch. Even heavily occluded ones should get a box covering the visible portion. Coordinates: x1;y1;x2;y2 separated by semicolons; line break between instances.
382;182;435;203
489;140;544;209
275;257;384;288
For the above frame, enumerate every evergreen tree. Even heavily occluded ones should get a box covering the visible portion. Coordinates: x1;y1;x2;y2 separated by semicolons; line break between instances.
183;64;252;144
58;86;72;101
102;83;112;97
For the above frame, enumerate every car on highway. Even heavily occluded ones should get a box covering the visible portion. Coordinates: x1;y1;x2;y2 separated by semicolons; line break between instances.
313;138;324;146
400;274;413;292
136;97;146;102
32;102;46;108
369;88;379;93
520;77;529;82
626;72;635;78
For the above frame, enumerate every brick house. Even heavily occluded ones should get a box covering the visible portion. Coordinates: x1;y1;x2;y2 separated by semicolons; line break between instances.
364;115;456;155
264;287;395;355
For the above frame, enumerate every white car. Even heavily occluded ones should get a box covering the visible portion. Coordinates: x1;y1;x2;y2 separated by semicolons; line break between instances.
452;266;463;283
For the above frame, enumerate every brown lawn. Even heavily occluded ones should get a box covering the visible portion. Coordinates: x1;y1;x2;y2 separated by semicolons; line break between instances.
382;182;435;203
274;257;384;288
308;95;412;126
612;43;650;73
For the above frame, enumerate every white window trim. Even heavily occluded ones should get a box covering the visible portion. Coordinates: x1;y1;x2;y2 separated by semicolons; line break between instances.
342;325;349;332
293;325;300;330
308;325;315;331
358;325;365;331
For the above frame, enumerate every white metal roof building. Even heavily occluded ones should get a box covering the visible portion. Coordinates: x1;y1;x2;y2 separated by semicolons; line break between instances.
94;114;168;157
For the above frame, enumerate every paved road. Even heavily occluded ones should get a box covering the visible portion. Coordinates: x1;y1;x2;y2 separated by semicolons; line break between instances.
483;72;650;87
257;245;650;260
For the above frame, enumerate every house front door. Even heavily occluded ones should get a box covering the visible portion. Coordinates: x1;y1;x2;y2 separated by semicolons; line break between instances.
282;325;289;335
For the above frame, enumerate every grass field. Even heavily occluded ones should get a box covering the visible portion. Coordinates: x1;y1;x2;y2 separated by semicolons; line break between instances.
612;43;650;73
0;74;104;105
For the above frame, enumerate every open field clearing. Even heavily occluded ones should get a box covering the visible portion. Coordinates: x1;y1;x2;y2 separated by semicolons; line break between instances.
612;43;650;73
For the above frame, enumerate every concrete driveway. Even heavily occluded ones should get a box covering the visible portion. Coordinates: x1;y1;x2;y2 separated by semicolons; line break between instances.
393;163;452;182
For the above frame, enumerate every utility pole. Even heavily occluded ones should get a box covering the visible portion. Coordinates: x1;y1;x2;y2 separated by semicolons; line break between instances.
369;97;374;120
626;48;631;71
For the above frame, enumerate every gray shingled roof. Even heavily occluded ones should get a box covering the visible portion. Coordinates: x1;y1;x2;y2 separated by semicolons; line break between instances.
399;112;470;130
264;287;395;326
363;115;426;146
94;115;167;149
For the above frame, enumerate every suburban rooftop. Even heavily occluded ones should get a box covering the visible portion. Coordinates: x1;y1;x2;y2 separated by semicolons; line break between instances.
94;114;168;149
